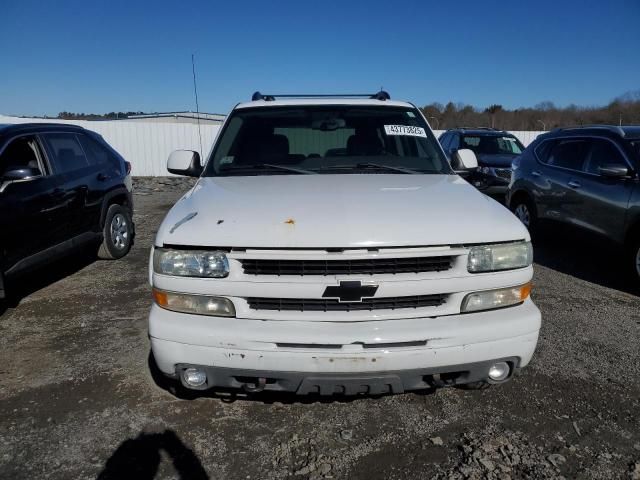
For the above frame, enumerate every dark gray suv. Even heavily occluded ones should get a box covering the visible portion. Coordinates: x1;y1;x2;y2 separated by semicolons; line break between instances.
439;128;525;195
507;125;640;284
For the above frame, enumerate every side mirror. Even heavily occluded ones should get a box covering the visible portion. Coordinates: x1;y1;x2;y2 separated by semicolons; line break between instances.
598;164;629;178
3;167;42;181
453;149;478;170
0;167;42;193
167;150;202;177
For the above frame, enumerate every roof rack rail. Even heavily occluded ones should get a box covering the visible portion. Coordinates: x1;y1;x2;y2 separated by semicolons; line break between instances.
251;91;391;102
458;127;500;131
553;124;626;137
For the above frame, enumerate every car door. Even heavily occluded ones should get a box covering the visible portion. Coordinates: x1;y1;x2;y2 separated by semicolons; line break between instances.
533;138;589;225
40;132;95;238
77;133;124;233
0;134;68;271
569;137;635;241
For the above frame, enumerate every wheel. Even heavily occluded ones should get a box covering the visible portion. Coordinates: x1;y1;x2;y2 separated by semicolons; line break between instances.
627;234;640;287
511;195;537;232
98;204;133;259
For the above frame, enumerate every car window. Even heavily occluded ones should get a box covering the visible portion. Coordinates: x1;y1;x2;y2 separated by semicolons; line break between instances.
585;139;626;175
461;135;524;155
41;133;89;174
0;135;45;177
546;139;589;171
206;106;451;176
534;139;555;163
78;134;120;170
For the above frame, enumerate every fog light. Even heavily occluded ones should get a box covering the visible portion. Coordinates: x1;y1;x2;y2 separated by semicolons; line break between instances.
183;368;207;387
488;362;510;381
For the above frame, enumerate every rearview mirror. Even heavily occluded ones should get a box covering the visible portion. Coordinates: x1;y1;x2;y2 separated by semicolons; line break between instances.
167;150;202;177
453;149;478;170
598;164;629;178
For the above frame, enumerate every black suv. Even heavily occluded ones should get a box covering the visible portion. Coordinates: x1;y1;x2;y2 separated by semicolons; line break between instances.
439;128;525;195
0;123;134;299
508;125;640;283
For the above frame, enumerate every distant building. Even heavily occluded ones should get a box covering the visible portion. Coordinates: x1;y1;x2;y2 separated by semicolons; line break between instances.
125;111;226;125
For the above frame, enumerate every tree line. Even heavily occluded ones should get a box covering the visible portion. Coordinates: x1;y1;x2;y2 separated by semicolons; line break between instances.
53;90;640;130
421;91;640;131
56;111;145;120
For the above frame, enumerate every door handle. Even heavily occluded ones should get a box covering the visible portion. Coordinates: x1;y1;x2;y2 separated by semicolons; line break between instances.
568;180;581;189
97;173;110;181
531;170;541;177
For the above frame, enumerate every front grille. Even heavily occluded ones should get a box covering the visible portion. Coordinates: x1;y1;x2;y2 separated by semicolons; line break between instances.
494;168;512;180
241;256;455;276
246;294;447;312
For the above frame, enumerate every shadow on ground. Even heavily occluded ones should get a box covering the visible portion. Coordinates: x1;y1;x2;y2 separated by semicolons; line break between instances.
0;246;98;316
97;429;208;480
532;225;638;296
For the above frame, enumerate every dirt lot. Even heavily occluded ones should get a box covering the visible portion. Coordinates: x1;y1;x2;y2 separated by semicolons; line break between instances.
1;178;639;480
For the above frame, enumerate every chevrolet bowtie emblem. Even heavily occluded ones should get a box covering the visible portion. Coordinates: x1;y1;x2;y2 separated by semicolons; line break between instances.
322;281;379;303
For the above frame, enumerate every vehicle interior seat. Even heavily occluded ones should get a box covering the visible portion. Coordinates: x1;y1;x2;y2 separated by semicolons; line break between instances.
257;134;289;163
478;137;499;154
346;130;384;156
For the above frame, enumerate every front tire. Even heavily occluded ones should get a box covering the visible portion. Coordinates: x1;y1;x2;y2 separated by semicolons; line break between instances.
511;195;537;232
98;204;133;260
627;235;640;287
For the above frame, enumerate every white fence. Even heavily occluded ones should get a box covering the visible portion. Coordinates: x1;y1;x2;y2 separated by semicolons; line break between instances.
0;115;544;176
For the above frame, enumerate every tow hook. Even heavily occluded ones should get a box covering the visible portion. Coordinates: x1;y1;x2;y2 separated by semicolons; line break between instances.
242;377;267;393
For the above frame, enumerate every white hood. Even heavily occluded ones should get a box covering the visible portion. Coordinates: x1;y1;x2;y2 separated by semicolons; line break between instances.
155;174;529;249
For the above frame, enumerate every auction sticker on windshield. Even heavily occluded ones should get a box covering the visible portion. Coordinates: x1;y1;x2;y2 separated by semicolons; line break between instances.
384;125;427;137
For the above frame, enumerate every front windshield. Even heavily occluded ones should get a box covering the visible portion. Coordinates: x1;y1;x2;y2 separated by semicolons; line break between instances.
204;106;451;176
460;135;524;155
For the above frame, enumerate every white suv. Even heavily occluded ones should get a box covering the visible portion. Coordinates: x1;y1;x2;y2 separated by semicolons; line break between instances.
148;92;540;395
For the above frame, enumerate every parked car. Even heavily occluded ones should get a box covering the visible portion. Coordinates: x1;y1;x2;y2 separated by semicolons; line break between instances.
0;123;134;299
149;91;540;396
508;125;640;284
439;128;525;195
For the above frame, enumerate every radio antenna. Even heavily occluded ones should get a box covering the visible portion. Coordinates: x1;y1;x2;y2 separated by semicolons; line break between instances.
191;53;204;159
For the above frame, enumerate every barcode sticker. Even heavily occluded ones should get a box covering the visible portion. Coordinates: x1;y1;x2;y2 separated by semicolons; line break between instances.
384;125;427;137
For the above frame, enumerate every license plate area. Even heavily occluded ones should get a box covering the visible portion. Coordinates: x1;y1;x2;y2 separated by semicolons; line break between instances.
297;374;404;395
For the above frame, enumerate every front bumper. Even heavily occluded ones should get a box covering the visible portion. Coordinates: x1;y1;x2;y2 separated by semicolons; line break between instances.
149;299;541;394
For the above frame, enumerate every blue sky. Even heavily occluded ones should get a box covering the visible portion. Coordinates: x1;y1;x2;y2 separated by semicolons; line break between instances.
1;0;638;116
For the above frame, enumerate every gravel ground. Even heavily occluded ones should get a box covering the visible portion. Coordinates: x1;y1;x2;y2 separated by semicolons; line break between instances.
1;177;639;480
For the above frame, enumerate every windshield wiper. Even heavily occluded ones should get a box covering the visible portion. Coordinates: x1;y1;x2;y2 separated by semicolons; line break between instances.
221;163;316;175
354;163;422;174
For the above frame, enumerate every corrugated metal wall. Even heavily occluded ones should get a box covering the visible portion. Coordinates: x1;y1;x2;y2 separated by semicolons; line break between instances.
0;115;544;176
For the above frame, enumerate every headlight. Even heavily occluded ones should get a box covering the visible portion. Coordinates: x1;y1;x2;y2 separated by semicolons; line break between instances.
153;248;229;278
481;166;492;175
153;288;236;317
467;241;532;273
461;282;531;313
